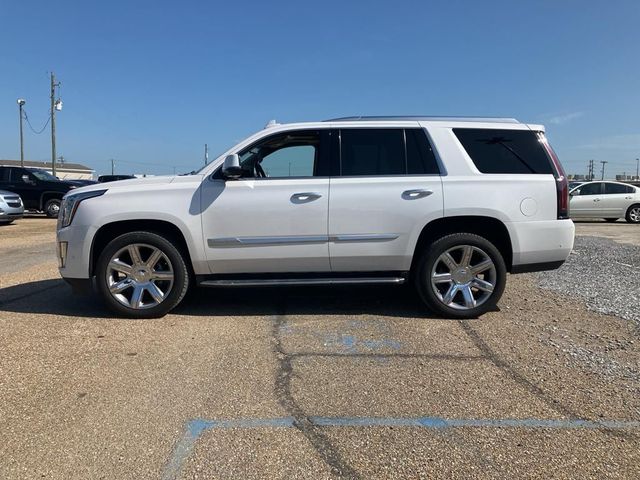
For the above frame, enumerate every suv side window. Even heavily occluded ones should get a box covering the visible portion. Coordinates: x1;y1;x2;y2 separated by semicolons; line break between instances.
341;129;404;176
237;130;322;178
604;183;633;194
0;167;9;182
406;129;439;174
453;128;554;174
577;182;603;195
339;128;440;176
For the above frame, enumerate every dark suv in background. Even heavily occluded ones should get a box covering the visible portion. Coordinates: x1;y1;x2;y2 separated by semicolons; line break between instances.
0;166;76;217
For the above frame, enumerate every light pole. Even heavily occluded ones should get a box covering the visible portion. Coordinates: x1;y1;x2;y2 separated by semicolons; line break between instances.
636;158;639;179
17;99;25;166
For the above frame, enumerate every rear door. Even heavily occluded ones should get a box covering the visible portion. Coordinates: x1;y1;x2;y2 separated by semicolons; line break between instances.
569;182;604;218
600;182;635;217
328;127;443;271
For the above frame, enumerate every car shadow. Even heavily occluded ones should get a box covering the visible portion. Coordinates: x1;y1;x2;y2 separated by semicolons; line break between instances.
0;279;439;320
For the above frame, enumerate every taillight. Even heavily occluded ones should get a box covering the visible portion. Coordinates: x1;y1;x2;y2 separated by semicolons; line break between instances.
538;133;569;219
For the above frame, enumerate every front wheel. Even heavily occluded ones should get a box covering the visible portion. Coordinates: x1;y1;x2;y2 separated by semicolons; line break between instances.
95;231;190;318
44;198;61;218
625;205;640;224
415;233;506;319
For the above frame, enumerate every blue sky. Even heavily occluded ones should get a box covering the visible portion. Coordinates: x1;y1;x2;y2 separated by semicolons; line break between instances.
0;0;638;177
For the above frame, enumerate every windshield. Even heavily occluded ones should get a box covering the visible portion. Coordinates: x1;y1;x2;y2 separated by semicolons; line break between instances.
30;169;59;181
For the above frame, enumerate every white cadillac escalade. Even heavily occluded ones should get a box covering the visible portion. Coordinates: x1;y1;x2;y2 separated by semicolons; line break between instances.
57;116;575;319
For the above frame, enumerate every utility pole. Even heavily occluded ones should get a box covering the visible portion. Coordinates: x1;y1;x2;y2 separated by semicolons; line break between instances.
587;159;594;181
50;72;61;177
636;158;639;179
600;160;608;180
204;144;209;166
110;158;115;175
17;99;25;166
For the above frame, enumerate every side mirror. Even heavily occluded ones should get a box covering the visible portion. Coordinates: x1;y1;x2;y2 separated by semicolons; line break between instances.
222;154;242;179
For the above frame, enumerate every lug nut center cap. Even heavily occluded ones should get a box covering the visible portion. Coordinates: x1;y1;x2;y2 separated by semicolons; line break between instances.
133;268;150;283
452;267;472;284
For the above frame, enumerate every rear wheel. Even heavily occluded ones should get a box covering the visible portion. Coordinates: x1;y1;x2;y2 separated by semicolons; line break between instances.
415;233;506;319
44;198;61;218
625;205;640;224
96;231;190;318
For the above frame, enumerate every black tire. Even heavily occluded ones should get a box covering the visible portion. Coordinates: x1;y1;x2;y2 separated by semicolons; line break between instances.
95;231;190;318
604;218;618;223
414;233;507;319
625;204;640;224
44;198;61;218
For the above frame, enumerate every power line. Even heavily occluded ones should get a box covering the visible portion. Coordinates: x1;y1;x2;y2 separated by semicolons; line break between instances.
23;109;51;134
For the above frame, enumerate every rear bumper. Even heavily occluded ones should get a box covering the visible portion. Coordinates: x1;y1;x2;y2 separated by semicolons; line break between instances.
506;219;575;271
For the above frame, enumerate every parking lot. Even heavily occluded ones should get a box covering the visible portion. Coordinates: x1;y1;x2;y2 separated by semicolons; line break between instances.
1;218;639;479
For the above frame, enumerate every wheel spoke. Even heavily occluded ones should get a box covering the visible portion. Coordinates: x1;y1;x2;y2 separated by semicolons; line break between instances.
128;245;143;265
442;284;458;304
151;270;173;281
129;285;144;308
146;249;162;269
109;278;132;294
441;252;458;271
109;259;133;276
470;259;493;275
432;272;453;284
472;277;494;293
460;286;476;308
147;283;165;303
460;245;473;267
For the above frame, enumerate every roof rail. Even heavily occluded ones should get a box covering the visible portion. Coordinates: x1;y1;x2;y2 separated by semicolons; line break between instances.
324;115;519;123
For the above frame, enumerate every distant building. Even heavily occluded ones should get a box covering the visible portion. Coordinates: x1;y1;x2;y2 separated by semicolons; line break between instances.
0;159;95;180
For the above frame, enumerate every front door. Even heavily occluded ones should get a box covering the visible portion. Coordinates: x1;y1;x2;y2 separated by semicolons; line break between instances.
328;127;444;271
569;182;603;218
7;167;40;210
200;129;331;274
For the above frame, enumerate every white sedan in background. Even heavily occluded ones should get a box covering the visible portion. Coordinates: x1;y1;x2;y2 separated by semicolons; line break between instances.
569;181;640;223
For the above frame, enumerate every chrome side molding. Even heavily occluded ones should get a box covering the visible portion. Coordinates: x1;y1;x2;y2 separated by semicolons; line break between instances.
207;234;399;248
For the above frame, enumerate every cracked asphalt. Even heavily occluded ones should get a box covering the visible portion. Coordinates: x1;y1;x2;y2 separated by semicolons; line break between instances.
0;217;639;479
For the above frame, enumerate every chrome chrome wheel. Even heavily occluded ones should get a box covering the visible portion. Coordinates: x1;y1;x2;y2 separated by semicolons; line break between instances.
430;244;497;310
628;206;640;223
106;243;174;309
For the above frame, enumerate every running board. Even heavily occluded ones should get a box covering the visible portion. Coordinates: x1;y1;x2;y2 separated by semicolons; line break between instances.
199;277;406;287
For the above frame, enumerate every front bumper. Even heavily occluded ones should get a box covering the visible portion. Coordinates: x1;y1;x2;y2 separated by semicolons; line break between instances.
56;223;96;279
0;205;24;221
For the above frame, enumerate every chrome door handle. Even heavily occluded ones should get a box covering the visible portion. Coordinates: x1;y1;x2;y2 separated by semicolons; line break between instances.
593;198;600;202
291;192;322;202
402;189;433;199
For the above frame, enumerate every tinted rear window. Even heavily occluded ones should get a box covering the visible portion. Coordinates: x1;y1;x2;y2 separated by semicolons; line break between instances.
406;129;439;174
453;128;553;174
340;129;405;176
605;183;634;194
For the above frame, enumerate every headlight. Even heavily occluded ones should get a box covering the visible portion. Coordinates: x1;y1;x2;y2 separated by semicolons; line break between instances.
59;189;107;228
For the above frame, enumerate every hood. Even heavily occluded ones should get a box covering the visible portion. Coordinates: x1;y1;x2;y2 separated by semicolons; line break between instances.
66;174;203;195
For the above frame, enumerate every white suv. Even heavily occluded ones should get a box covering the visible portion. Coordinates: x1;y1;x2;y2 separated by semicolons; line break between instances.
56;116;575;319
